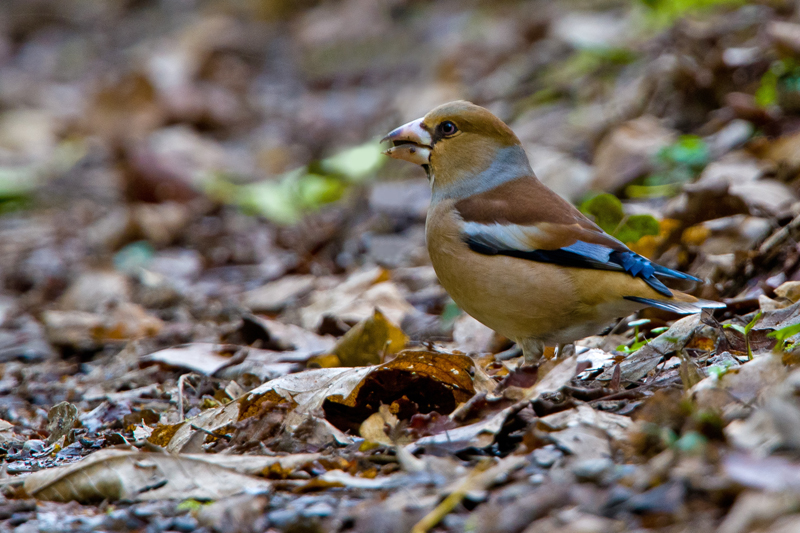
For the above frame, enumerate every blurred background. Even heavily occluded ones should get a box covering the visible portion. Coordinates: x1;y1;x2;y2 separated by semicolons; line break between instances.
1;0;800;358
7;3;800;528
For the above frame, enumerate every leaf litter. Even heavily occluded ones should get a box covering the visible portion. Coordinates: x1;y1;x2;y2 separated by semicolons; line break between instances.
6;0;800;532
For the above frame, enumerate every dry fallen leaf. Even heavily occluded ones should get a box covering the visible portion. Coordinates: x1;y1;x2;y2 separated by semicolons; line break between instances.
42;303;163;350
23;448;271;502
691;352;787;415
143;343;239;375
407;404;515;453
328;308;408;367
300;267;414;330
155;349;476;450
0;419;14;444
242;274;316;313
46;401;79;445
359;404;402;444
598;314;712;383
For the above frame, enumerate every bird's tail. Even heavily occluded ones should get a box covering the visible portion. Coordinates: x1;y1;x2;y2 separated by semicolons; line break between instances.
624;294;726;314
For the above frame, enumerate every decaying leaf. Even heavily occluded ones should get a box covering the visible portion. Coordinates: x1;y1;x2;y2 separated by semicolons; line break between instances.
359;404;402;444
599;314;714;383
155;350;476;450
0;419;15;444
330;308;408;367
679;350;705;390
407;404;515;453
716;489;800;533
691;351;787;414
143;343;240;375
42;304;163;351
453;314;497;354
299;267;414;330
46;401;79;445
196;492;271;533
241;275;316;313
23;448;271;502
530;355;579;396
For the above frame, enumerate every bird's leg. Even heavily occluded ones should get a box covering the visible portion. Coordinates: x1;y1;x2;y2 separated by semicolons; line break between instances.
518;338;544;365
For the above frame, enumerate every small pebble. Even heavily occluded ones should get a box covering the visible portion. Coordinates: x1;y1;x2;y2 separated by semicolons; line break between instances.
304;502;335;518
531;445;562;468
529;473;546;485
571;457;614;483
268;509;300;528
170;515;199;532
23;439;46;454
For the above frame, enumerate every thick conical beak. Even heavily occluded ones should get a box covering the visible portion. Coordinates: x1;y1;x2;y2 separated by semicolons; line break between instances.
381;118;432;166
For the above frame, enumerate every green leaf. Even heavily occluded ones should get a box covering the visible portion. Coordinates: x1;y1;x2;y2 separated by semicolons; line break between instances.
625;183;683;199
296;173;346;208
744;312;762;335
579;193;624;233
639;0;746;28
580;194;660;243
707;360;735;379
660;427;678;448
723;324;746;335
320;142;385;182
177;499;210;511
237;175;302;225
0;165;42;213
659;135;709;169
614;214;661;244
207;140;387;225
768;323;800;343
755;59;800;108
756;70;779;108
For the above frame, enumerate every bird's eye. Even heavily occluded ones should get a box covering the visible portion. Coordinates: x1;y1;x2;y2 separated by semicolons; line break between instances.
439;121;458;136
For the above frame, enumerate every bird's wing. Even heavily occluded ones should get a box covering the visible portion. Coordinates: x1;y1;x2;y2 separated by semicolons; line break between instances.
454;177;699;298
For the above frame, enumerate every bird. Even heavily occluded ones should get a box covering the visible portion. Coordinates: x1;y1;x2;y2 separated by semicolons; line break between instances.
381;100;724;364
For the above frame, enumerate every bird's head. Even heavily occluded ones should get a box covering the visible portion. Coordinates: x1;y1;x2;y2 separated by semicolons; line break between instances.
382;101;531;199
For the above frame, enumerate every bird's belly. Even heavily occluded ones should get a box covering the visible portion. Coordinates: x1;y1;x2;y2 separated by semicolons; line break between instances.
428;240;597;343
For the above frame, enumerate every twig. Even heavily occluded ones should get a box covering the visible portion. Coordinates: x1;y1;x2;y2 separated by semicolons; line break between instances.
758;212;800;261
380;340;391;364
190;424;232;440
411;459;494;533
178;374;188;422
211;347;250;378
610;364;621;392
177;373;200;422
588;389;646;403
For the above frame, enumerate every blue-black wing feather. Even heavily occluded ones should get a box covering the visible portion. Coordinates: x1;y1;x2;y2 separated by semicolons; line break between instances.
464;235;698;298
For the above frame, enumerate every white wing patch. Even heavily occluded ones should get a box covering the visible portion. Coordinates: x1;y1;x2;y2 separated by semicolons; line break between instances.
461;222;543;252
462;222;617;266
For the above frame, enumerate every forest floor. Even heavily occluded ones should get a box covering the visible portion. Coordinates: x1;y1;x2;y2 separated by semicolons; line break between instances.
4;1;800;532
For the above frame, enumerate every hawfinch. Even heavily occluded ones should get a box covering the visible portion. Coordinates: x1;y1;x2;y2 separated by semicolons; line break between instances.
382;101;724;363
